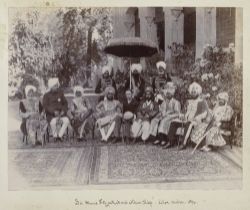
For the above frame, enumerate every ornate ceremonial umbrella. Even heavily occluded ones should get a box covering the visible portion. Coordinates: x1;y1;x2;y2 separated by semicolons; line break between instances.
104;37;158;88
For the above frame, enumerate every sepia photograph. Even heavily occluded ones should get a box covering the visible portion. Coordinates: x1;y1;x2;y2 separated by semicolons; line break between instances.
7;6;243;191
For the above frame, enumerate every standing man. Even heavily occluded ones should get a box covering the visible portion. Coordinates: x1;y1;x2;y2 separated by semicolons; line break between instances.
125;63;145;101
152;61;172;95
43;78;69;142
95;65;117;99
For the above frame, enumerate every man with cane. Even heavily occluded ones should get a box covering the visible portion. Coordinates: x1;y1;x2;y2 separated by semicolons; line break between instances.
166;82;209;149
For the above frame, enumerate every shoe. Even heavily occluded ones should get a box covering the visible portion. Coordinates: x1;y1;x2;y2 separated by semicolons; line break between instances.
57;137;63;142
111;137;117;144
148;135;155;143
153;140;160;145
161;141;167;146
200;145;211;152
179;144;186;150
163;142;172;149
77;137;84;142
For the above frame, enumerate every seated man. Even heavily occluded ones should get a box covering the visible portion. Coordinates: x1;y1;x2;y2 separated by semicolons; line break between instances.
131;86;159;143
42;78;69;142
19;85;47;146
122;89;138;143
191;92;234;152
167;82;209;149
67;86;93;141
151;82;181;147
95;86;122;143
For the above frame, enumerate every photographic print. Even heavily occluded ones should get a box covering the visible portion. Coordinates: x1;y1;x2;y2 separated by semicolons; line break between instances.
7;6;243;191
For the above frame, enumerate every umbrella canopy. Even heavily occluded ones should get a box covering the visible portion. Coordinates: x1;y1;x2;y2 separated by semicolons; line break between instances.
104;37;158;58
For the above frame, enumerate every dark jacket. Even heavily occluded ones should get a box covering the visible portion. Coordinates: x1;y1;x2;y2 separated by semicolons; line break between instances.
137;99;159;121
124;76;145;101
123;98;138;114
152;74;172;93
42;89;68;122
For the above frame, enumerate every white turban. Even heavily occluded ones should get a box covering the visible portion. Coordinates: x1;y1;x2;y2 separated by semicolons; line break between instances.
73;85;84;96
155;94;164;102
156;61;166;70
131;63;142;74
188;82;202;95
104;86;115;95
25;85;37;97
48;78;59;89
217;92;229;103
102;65;112;75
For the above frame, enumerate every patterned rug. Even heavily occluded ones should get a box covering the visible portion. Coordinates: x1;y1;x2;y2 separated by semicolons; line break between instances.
9;147;94;190
91;145;242;185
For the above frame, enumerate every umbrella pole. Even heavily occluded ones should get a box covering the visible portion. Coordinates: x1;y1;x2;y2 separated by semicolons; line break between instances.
129;59;132;90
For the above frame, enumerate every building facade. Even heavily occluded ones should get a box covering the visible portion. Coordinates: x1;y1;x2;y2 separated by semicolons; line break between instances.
111;7;243;71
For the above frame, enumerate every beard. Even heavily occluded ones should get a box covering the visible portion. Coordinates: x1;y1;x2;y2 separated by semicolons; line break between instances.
107;96;114;101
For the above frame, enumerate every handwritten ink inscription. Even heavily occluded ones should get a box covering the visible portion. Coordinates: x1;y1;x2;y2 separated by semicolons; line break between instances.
74;198;197;208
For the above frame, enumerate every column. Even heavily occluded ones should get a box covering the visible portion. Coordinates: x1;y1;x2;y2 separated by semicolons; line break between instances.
196;7;216;59
163;7;184;61
138;8;157;42
138;8;158;70
235;8;243;65
112;8;136;72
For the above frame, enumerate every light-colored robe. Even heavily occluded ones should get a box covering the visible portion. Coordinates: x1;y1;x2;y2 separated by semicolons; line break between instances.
191;104;234;147
151;98;181;136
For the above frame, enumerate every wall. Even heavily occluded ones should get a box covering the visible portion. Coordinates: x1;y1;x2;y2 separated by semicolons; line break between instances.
216;8;235;47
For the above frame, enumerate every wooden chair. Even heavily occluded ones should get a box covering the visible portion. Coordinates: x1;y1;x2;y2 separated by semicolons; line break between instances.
220;113;236;149
45;123;70;143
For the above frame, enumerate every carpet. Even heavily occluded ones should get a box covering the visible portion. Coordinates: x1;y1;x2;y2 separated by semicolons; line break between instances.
91;145;242;185
8;147;94;190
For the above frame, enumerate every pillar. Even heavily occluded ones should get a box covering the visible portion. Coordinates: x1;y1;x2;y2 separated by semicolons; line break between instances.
138;8;158;70
163;7;184;61
112;7;136;72
196;7;216;59
235;8;243;65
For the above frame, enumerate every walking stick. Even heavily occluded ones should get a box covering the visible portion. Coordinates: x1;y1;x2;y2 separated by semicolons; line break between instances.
191;129;211;155
191;108;215;154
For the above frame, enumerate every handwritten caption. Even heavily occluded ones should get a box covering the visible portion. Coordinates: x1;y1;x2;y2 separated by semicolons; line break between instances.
74;198;197;208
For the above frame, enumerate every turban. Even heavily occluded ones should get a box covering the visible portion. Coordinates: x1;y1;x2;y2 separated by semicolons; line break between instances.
156;61;166;70
48;78;59;89
123;111;134;120
25;85;37;97
102;65;112;75
188;82;202;95
104;86;115;95
217;92;229;103
155;94;164;103
145;86;153;93
73;85;84;96
131;63;142;74
125;89;132;94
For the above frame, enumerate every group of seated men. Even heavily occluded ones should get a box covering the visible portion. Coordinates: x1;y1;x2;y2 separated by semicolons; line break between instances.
20;61;234;152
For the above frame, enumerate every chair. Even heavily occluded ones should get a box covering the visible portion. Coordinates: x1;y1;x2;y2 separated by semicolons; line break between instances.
70;112;96;142
220;113;236;149
45;123;70;143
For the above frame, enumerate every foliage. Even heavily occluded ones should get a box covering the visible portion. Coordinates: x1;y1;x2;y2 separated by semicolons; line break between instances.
170;43;242;146
8;7;113;97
